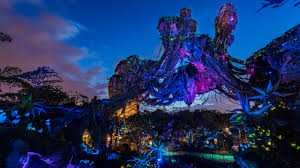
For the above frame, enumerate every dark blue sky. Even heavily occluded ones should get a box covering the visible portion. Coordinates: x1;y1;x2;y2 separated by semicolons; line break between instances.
52;0;299;80
1;0;299;98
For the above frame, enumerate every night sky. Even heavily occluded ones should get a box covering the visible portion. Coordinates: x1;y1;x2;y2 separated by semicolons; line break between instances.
0;0;299;101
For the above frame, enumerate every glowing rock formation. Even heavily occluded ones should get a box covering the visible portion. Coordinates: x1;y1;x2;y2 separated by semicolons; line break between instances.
109;3;299;109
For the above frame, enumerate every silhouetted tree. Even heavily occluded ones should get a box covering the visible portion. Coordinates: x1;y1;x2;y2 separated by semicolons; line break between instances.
0;32;12;42
0;66;73;105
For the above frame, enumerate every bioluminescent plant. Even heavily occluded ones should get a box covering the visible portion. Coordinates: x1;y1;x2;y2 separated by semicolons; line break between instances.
1;109;23;125
10;109;21;125
42;105;84;138
45;119;51;132
234;152;249;168
146;140;166;166
127;151;153;168
81;142;99;155
78;159;94;168
239;141;253;152
146;140;166;155
230;92;272;119
250;80;283;102
0;109;7;124
13;94;46;118
26;122;43;133
106;152;119;160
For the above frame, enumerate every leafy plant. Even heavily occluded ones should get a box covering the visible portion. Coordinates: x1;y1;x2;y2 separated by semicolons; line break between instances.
0;109;7;124
12;94;46;118
229;113;243;123
146;140;166;155
127;151;153;168
230;92;272;121
250;80;283;102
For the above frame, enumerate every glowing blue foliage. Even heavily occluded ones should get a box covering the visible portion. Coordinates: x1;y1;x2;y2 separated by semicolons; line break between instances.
239;141;253;152
204;144;215;149
13;94;47;118
24;113;30;117
45;119;51;132
11;119;21;125
234;153;249;168
203;134;218;143
78;159;94;168
11;110;18;117
127;151;153;168
43;105;83;137
231;92;272;117
37;128;43;133
81;142;99;155
31;102;47;118
26;123;36;131
0;110;7;124
106;152;119;160
250;80;283;103
147;140;166;154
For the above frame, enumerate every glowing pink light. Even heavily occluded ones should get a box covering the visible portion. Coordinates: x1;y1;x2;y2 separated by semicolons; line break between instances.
193;62;205;72
246;67;255;76
179;48;189;58
221;55;226;61
200;85;205;92
195;72;216;94
170;23;177;30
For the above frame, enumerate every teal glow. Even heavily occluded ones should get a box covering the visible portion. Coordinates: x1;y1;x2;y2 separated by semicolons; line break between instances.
162;152;234;163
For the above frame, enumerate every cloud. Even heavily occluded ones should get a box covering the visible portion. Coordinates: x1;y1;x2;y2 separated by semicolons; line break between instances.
58;21;86;40
0;0;12;10
0;0;43;10
0;0;106;99
94;83;108;98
